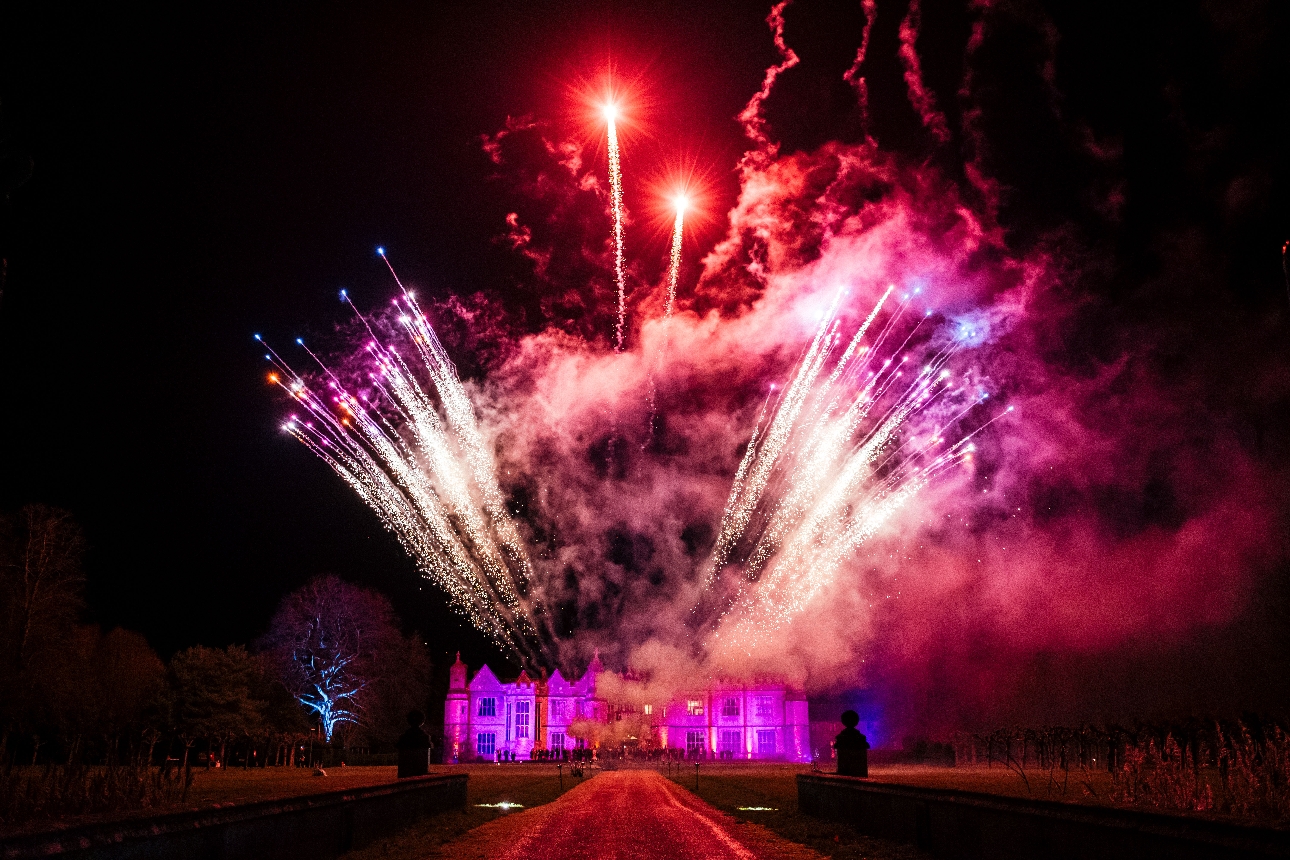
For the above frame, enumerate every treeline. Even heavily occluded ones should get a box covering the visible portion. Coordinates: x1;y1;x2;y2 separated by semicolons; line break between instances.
0;505;432;773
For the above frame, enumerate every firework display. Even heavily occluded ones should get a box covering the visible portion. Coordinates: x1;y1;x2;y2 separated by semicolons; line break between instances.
263;77;1009;672
258;252;548;665
705;287;1012;656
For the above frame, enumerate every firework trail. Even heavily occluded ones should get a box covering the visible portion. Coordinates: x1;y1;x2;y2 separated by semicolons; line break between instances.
898;0;951;145
260;251;548;667
738;1;800;157
703;287;1010;654
843;0;877;142
604;103;627;350
664;195;687;317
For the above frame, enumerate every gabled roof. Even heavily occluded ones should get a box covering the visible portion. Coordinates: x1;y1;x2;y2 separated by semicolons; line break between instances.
547;669;573;694
468;663;505;691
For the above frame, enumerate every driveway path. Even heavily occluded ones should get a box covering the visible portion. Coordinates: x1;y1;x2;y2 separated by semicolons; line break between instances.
433;769;824;860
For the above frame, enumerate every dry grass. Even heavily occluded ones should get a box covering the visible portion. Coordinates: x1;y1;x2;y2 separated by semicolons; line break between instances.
339;764;579;860
866;764;1118;805
662;763;929;860
2;765;396;837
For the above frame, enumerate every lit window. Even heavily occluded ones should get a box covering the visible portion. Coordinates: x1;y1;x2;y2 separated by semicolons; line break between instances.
516;700;530;738
551;732;565;750
478;697;496;717
643;704;652;715
756;696;773;718
687;700;704;716
722;697;739;717
477;733;496;755
756;729;775;755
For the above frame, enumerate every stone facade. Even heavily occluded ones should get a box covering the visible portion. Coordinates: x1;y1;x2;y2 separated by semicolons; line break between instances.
443;652;811;762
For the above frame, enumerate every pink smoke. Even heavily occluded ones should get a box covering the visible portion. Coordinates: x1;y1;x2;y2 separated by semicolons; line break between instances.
897;0;952;145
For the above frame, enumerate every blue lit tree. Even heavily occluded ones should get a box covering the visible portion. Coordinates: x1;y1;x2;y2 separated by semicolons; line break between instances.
260;576;409;743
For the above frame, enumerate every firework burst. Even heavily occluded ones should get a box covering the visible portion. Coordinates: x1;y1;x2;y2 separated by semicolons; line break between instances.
259;251;549;666
702;286;1011;657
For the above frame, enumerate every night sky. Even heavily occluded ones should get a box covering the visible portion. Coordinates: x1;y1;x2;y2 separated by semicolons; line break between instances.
2;1;1288;726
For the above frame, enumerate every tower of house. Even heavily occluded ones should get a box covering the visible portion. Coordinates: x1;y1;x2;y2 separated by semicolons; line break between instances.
443;653;470;763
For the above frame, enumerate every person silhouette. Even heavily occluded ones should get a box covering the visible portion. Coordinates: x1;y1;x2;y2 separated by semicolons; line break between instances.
396;710;432;777
834;710;870;777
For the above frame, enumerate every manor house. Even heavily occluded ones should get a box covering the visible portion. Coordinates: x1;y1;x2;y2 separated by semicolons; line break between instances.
443;651;811;762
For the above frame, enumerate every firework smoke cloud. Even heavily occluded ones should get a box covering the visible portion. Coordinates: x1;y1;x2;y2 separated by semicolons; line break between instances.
264;1;1286;728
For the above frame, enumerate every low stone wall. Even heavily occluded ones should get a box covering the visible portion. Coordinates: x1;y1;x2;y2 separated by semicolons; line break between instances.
0;772;468;860
797;773;1290;860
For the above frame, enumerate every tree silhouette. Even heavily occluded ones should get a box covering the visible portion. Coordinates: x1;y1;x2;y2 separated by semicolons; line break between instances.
0;505;86;760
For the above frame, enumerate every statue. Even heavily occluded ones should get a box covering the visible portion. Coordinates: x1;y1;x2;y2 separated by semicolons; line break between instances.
834;710;870;777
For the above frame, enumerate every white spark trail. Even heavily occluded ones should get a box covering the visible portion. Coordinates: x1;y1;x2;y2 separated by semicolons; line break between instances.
702;287;1000;654
263;266;548;666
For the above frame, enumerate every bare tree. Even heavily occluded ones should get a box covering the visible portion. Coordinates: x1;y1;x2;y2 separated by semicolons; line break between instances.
259;576;428;744
0;505;86;759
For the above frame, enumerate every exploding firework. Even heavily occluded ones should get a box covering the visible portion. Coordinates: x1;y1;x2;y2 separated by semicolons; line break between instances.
604;102;627;351
258;250;548;666
702;287;1010;657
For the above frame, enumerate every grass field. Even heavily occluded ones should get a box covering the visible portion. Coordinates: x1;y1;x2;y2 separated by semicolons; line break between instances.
662;763;929;860
185;765;400;807
339;764;580;860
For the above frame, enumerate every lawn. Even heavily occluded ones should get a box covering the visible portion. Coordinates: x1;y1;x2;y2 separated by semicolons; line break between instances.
339;763;581;860
185;764;400;807
662;763;929;860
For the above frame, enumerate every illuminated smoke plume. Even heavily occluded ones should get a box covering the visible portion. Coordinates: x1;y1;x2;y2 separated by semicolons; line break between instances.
897;0;951;145
843;0;877;142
